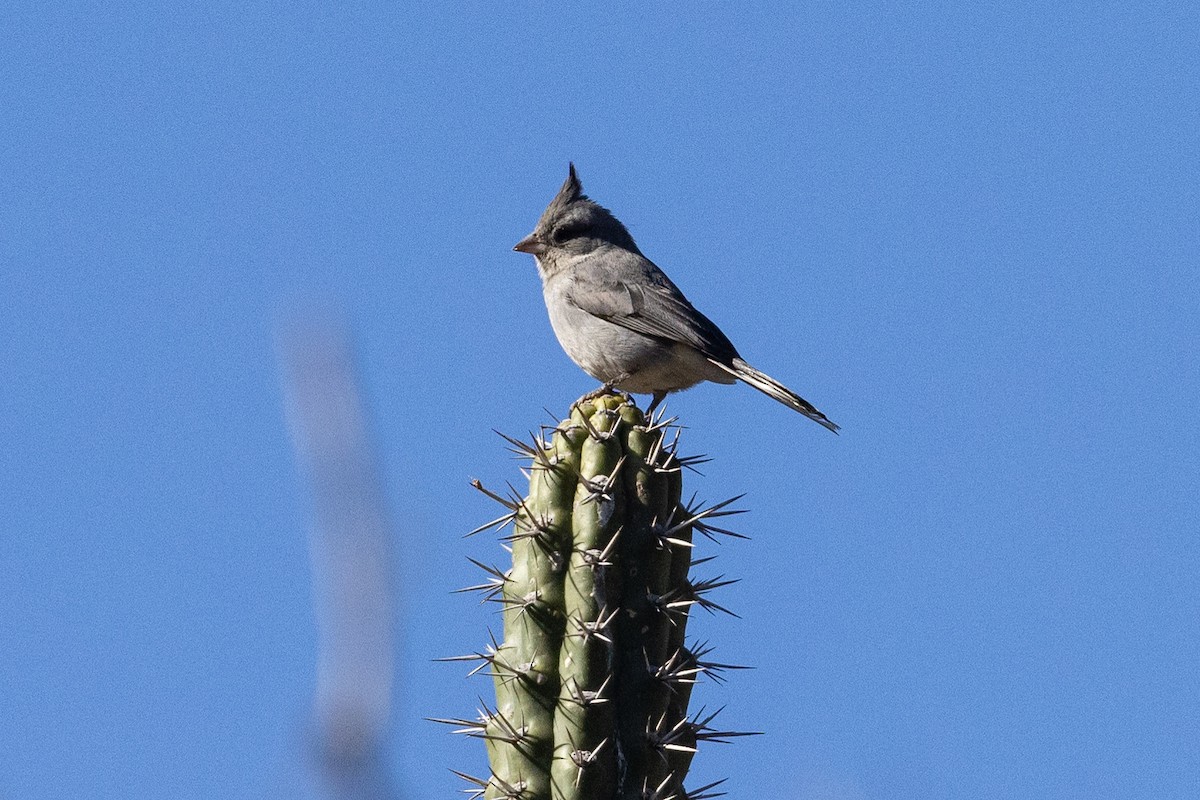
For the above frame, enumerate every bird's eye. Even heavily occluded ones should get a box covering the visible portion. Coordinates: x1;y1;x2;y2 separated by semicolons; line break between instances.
552;222;587;244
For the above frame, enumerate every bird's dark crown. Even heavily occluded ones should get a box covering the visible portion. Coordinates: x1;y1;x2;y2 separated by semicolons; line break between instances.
535;164;640;253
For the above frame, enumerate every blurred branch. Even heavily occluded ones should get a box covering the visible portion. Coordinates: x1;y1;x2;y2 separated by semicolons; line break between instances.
279;309;399;800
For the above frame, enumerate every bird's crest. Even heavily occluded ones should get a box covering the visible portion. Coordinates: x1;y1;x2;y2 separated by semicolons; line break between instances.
539;162;584;225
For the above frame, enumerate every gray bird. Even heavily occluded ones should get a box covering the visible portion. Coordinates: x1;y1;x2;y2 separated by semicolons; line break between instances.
514;164;839;433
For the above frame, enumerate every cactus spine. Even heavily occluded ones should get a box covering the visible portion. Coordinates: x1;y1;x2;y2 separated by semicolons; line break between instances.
449;393;746;800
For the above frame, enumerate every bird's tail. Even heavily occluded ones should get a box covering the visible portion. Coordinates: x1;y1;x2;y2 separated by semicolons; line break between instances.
714;358;840;433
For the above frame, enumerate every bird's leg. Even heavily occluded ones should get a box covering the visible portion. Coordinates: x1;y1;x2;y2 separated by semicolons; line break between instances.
645;391;667;416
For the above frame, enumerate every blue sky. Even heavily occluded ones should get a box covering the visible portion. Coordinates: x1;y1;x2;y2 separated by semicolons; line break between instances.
2;3;1198;799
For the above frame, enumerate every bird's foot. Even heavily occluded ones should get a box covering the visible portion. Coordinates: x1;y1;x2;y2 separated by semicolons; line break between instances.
572;378;633;414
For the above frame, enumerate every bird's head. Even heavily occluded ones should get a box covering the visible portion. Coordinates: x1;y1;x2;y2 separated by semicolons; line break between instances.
513;164;639;270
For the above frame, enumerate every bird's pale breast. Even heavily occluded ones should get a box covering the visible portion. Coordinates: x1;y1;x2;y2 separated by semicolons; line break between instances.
543;278;731;394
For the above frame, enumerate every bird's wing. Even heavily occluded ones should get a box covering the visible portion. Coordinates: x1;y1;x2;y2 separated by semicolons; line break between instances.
565;256;740;362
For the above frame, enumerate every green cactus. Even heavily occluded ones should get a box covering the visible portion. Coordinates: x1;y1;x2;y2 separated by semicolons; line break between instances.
445;393;750;800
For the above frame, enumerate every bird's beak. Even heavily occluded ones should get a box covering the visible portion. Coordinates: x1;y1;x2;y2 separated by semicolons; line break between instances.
513;233;546;255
